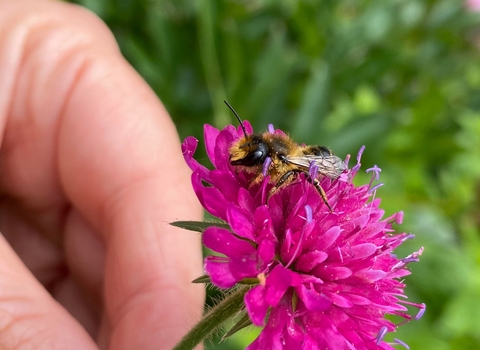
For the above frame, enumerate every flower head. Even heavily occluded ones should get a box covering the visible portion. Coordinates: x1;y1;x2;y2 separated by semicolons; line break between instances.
466;0;480;11
182;122;424;349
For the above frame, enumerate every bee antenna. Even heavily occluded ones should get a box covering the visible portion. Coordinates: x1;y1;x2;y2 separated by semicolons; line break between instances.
224;100;248;138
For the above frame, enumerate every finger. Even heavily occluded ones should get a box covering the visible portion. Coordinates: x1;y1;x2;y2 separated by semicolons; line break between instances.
0;1;204;349
63;209;105;336
0;0;112;333
52;12;204;350
0;233;97;349
58;50;205;347
54;275;100;338
64;210;105;313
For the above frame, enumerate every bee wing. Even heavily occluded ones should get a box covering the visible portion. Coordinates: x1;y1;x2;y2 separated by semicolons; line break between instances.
286;154;347;179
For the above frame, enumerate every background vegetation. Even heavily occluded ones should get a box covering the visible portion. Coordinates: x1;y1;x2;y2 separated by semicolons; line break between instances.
69;0;480;348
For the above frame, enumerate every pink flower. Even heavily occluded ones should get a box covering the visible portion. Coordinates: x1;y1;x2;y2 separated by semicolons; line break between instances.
182;122;424;349
466;0;480;12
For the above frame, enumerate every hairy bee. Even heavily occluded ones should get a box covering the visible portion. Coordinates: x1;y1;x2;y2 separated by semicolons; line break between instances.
225;101;346;211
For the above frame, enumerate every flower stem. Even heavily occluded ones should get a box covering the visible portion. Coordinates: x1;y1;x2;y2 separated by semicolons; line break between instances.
173;285;251;350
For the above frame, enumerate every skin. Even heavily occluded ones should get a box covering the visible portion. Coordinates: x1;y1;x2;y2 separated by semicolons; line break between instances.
0;0;204;349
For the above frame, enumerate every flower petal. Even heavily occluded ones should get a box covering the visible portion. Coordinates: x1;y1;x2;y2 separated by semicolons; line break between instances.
245;286;270;326
314;226;341;251
264;265;301;306
246;304;292;350
350;243;378;260
210;170;242;202
295;251;328;272
182;136;211;180
192;171;229;220
204;256;237;288
238;187;254;213
297;285;332;312
313;265;353;281
354;269;388;282
213;125;237;169
304;313;350;350
257;239;276;267
227;204;255;240
343;293;372;306
238;120;254;136
324;292;354;308
204;124;220;165
203;227;255;257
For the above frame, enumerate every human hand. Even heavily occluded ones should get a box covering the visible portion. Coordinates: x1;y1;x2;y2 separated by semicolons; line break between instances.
0;1;204;349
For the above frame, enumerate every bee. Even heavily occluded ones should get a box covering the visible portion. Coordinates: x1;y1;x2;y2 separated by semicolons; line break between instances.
225;101;346;211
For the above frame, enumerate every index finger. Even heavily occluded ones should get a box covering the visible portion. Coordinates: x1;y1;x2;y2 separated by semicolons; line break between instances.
2;0;204;348
55;12;205;350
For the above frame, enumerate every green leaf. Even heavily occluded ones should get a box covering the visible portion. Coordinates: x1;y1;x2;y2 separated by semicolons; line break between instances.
170;220;231;233
173;286;250;350
192;274;213;284
222;312;252;340
237;278;260;285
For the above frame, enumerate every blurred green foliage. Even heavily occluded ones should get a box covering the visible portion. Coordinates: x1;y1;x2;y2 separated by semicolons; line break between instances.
69;0;480;348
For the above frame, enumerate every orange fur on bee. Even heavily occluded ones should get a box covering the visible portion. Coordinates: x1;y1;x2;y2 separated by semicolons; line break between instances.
230;133;310;185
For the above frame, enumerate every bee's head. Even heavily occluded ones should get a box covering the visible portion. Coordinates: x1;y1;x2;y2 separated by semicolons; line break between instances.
229;135;269;166
224;101;269;167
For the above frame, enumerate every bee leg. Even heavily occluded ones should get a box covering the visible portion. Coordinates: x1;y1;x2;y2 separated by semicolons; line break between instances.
268;170;297;198
248;172;264;187
268;171;334;212
310;177;333;212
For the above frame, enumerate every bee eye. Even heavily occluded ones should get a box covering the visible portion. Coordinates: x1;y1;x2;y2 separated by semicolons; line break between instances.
231;142;268;166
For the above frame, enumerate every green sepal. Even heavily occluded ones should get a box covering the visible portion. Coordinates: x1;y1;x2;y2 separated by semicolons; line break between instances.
170;220;231;233
173;285;251;350
222;311;253;340
237;278;260;285
192;274;212;284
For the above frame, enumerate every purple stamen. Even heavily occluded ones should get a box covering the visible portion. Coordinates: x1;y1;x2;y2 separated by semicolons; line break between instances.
344;154;351;167
305;205;313;223
368;182;384;194
309;162;319;179
356;145;366;164
262;156;272;176
393;338;410;350
402;234;416;241
351;164;361;173
402;257;420;264
348;146;365;178
415;303;426;320
376;326;388;345
366;164;382;181
268;124;275;133
392;247;424;269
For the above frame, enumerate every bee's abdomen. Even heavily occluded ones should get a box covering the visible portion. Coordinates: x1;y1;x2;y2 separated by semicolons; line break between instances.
304;145;333;157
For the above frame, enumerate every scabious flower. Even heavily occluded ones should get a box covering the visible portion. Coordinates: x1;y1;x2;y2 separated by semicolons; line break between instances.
182;122;425;350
